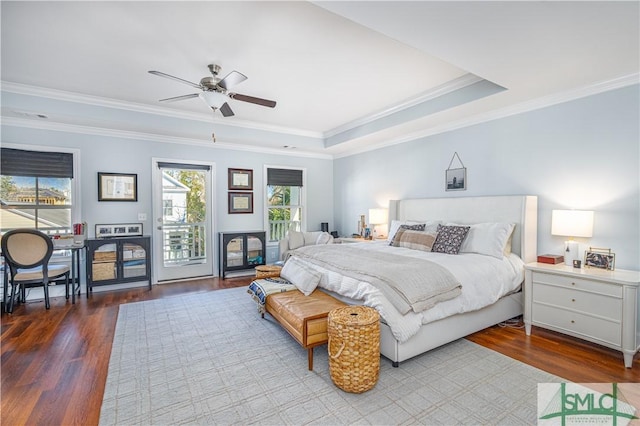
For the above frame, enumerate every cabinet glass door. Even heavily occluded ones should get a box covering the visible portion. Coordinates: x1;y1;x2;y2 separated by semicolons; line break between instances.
226;237;244;267
91;243;117;281
246;236;264;266
122;243;147;278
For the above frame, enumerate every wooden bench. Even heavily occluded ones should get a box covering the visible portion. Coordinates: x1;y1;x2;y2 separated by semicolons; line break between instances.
264;289;346;370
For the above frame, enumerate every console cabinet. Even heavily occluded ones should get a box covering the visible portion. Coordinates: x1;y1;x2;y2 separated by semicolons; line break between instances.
219;231;265;278
85;236;152;294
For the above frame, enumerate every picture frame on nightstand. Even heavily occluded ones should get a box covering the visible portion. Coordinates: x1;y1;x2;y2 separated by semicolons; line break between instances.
585;247;615;270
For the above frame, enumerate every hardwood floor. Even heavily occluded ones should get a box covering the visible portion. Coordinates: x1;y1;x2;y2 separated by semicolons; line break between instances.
2;278;638;425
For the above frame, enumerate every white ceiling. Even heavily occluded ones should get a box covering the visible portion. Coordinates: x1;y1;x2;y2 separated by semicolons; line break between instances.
1;1;638;157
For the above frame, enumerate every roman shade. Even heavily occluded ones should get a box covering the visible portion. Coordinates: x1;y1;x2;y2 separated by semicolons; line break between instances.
157;162;211;171
1;148;74;178
267;168;303;187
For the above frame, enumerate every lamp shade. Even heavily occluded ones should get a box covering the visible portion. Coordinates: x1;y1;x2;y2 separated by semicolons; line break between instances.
551;210;594;238
368;208;388;225
199;91;229;108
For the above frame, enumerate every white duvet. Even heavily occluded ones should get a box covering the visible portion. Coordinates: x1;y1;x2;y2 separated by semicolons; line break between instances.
300;240;524;343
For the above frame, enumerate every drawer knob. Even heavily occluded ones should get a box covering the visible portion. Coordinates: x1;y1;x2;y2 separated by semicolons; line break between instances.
571;320;575;324
571;282;576;286
571;298;576;302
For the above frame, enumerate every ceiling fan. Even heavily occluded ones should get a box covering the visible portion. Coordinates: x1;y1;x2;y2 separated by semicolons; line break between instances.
148;64;276;117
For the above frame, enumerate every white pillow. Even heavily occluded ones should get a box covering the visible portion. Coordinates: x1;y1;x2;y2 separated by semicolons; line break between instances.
288;230;305;250
316;232;333;245
449;222;515;259
281;257;321;296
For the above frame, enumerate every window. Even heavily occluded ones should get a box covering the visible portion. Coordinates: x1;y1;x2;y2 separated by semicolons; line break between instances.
266;167;304;242
163;199;174;218
1;148;75;235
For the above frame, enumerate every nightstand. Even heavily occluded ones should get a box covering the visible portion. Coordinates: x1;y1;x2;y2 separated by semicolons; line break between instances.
524;262;640;368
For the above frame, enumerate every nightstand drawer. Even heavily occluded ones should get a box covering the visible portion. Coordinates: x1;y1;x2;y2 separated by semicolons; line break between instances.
532;272;622;298
532;283;622;321
532;303;621;347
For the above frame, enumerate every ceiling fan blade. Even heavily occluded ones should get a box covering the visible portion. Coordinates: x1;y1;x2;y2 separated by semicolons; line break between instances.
148;70;202;89
158;93;200;103
229;93;276;108
218;71;247;90
219;102;235;117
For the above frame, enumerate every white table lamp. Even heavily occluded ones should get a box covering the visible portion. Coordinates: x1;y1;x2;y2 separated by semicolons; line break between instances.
551;210;594;266
368;208;388;239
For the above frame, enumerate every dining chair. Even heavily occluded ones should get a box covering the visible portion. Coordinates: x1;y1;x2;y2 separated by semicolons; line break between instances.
1;229;70;313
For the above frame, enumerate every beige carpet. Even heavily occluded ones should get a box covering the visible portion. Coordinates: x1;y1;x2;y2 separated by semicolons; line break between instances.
100;287;562;425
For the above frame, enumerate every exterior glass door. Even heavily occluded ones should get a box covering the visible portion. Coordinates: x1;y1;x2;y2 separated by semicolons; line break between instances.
153;161;213;282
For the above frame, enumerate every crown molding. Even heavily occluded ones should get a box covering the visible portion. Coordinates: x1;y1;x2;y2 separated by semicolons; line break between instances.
3;73;637;161
322;73;483;139
0;81;323;139
333;72;640;159
1;116;332;160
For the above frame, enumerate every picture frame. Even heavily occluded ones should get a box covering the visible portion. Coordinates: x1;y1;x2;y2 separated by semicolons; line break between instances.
95;223;143;238
228;168;253;190
228;192;253;214
584;248;615;271
98;172;138;201
446;167;467;191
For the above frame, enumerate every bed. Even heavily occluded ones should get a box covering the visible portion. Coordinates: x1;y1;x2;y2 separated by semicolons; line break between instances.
284;195;537;366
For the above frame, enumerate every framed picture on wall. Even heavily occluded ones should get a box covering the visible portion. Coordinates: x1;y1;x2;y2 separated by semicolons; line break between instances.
228;168;253;190
228;192;253;214
98;172;138;201
445;152;467;191
445;168;466;191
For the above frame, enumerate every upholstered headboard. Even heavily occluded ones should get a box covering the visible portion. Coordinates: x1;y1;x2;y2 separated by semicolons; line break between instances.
388;195;538;263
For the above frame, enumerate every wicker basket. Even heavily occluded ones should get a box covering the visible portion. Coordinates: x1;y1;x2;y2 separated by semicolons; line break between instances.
255;265;282;279
328;305;380;393
94;251;116;262
93;262;115;280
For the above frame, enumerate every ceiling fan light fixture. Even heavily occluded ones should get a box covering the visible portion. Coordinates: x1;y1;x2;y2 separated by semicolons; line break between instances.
199;91;229;108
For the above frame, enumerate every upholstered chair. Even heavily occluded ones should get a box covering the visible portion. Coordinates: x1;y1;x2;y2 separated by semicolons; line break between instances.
1;229;70;312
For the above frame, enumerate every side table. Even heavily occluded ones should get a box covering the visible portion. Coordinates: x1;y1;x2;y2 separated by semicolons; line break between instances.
524;262;639;368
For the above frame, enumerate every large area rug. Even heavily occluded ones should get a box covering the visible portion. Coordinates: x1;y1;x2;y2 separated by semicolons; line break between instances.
100;287;562;425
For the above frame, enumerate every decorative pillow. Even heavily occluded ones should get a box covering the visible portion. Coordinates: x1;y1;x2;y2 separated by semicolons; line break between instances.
288;230;305;250
280;257;321;296
386;220;424;243
449;222;516;259
315;232;334;245
391;229;437;252
431;225;471;254
409;220;441;235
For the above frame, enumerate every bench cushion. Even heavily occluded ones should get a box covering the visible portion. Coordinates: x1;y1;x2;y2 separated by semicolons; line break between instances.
266;289;346;348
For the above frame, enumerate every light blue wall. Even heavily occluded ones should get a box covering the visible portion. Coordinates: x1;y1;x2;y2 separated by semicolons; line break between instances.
3;85;638;271
1;127;334;266
334;85;640;270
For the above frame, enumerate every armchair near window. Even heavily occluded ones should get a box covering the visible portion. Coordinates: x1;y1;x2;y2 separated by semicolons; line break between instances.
1;229;70;312
278;230;334;261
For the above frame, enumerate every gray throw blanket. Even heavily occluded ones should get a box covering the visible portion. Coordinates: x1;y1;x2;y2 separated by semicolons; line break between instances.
292;245;461;315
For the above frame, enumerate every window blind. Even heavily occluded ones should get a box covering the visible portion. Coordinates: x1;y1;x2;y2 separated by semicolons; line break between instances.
1;148;74;178
267;168;303;187
157;162;211;171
